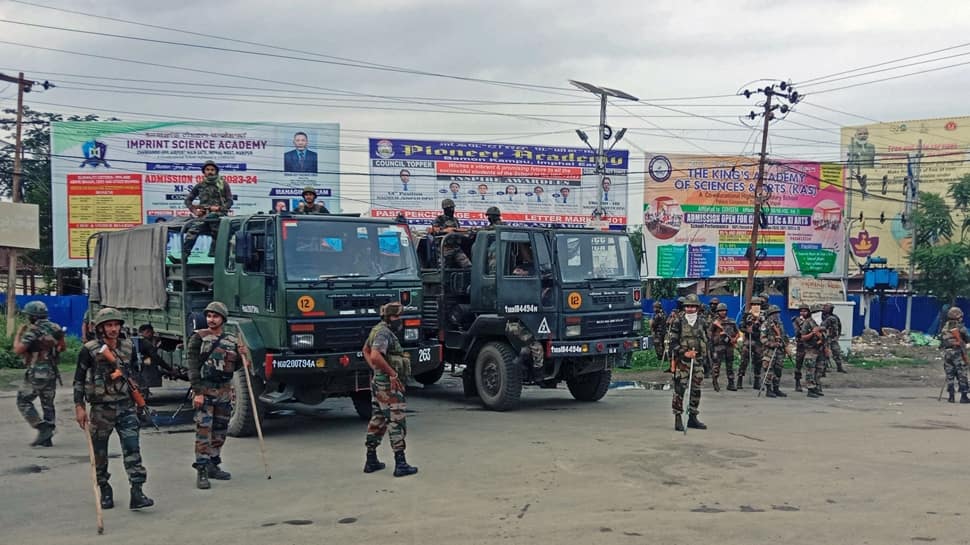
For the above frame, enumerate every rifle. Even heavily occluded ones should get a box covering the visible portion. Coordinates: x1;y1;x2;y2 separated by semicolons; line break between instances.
951;328;969;364
682;355;695;436
97;342;159;431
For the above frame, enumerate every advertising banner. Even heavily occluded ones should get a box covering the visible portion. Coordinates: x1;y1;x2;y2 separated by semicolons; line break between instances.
788;277;845;308
840;116;970;271
51;121;340;267
367;138;629;228
642;154;845;278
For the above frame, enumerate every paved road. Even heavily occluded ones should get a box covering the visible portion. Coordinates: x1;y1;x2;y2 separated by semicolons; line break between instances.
1;377;968;545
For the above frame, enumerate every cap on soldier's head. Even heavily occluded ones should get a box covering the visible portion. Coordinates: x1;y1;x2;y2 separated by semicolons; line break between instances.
94;307;125;328
441;198;455;209
717;303;728;312
710;297;720;305
486;206;501;216
948;307;964;320
204;301;229;320
683;293;701;307
381;302;404;317
302;185;317;196
22;300;48;319
201;160;220;173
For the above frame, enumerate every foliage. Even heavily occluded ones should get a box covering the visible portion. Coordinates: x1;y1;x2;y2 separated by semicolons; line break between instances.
909;182;970;307
911;191;953;247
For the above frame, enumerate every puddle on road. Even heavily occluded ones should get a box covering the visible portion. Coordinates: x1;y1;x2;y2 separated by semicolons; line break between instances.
2;464;49;476
691;505;725;513
739;505;765;513
283;520;313;526
338;517;358;524
772;505;800;512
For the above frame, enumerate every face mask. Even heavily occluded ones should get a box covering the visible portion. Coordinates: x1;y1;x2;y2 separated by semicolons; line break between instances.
444;208;455;218
388;319;403;334
205;173;219;182
685;311;698;326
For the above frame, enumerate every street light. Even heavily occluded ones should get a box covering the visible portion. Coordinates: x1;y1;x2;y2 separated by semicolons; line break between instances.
568;80;639;221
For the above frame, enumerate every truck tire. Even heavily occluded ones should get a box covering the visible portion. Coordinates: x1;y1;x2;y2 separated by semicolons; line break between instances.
228;368;265;437
414;365;445;386
474;342;521;411
566;369;612;402
351;391;373;421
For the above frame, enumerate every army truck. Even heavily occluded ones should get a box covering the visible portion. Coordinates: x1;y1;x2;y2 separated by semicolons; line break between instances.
416;225;645;410
86;213;440;436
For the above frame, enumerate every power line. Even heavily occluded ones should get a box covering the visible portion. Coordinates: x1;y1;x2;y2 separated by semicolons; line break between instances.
796;41;970;86
808;58;970;95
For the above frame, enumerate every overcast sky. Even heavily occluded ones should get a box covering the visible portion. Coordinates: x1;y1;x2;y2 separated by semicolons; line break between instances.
2;0;969;214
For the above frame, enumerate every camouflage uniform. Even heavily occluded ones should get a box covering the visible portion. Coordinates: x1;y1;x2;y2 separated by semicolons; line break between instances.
185;327;243;471
16;319;65;438
296;201;330;214
939;318;970;401
821;307;846;373
182;164;233;258
364;321;411;452
738;300;765;389
792;312;806;390
650;305;668;360
668;309;708;418
797;315;826;396
506;320;544;371
432;213;471;268
709;310;738;390
760;309;789;397
74;338;149;488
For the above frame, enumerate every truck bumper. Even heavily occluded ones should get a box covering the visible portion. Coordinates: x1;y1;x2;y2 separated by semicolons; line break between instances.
264;341;441;381
547;336;645;357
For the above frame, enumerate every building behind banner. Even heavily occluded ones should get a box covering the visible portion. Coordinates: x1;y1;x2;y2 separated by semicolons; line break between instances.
367;138;629;229
50;121;340;267
642;153;846;279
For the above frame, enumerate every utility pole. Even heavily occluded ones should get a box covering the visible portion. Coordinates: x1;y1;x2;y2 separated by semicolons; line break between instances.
568;80;638;223
740;82;800;307
904;139;923;332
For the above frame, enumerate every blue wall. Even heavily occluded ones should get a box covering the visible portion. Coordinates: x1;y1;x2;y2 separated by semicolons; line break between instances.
0;295;89;338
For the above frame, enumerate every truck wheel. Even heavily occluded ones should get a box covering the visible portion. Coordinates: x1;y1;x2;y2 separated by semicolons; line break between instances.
414;365;445;386
474;342;521;411
228;369;265;437
566;369;612;402
351;391;373;421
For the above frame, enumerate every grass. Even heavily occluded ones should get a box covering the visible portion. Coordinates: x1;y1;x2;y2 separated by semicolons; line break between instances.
846;354;931;370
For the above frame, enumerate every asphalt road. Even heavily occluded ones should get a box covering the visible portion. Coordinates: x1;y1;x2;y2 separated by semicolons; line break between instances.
1;376;968;545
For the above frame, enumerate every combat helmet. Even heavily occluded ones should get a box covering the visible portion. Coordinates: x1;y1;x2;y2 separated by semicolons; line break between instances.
441;198;455;209
683;293;701;307
302;185;317;196
709;297;720;306
947;307;964;320
381;302;404;317
204;301;229;320
810;303;822;313
799;303;811;311
486;206;501;216
766;304;781;316
716;303;728;312
201;160;220;173
653;301;663;309
22;300;48;319
94;307;125;328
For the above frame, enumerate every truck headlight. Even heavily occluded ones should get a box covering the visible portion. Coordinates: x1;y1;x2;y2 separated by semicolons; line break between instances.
404;328;419;341
291;334;314;348
565;325;581;337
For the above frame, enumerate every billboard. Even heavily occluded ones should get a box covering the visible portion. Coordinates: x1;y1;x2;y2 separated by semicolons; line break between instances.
367;138;629;228
50;121;340;267
840;116;970;271
642;154;846;278
0;202;39;249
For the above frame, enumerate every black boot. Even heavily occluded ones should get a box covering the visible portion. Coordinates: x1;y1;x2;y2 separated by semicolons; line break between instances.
961;392;970;404
674;414;684;432
948;386;956;403
736;375;744;390
795;378;802;392
836;362;847;373
363;448;386;473
727;378;737;391
753;376;762;391
195;464;211;490
99;483;114;509
31;422;55;447
712;377;720;392
765;387;776;398
773;385;787;397
687;415;707;430
207;464;232;480
129;485;154;510
393;451;418;477
807;388;820;398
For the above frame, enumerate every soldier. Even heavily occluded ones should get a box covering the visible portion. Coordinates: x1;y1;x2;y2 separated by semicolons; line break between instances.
738;296;765;390
181;160;233;260
668;294;708;431
428;198;470;268
664;297;685;371
485;206;503;227
362;302;418;477
295;186;330;214
760;305;789;398
82;309;96;341
821;303;847;373
704;297;720;323
13;301;66;447
710;303;739;392
797;304;827;398
939;307;970;403
184;301;248;489
792;304;809;392
650;302;668;362
73;308;154;510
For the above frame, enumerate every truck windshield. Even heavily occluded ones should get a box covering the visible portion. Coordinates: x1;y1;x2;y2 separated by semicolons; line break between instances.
281;220;419;282
555;233;639;283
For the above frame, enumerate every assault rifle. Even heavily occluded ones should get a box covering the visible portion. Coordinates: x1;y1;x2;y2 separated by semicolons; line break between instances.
97;342;159;431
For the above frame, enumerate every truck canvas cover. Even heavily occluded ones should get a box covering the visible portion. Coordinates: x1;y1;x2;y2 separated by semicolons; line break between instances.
89;223;169;309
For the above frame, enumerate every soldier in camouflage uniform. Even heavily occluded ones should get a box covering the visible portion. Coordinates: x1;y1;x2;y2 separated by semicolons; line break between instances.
73;308;154;510
821;303;847;373
650;302;667;361
710;303;739;392
295;186;330;214
428;198;471;268
185;301;248;490
738;296;765;390
181;160;234;260
760;305;789;398
668;294;708;431
362;302;418;477
792;304;808;391
703;297;720;324
797;305;826;398
13;301;65;447
485;206;503;227
939;307;970;403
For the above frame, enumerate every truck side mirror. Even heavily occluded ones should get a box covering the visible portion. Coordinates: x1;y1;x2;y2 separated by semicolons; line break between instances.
235;232;254;264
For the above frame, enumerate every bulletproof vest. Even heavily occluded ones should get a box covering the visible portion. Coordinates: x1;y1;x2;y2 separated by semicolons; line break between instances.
195;179;230;210
22;319;62;368
744;313;763;342
760;317;784;346
298;202;327;214
799;318;823;348
435;214;460;230
82;339;132;403
196;330;240;383
823;314;840;338
677;315;707;352
366;321;411;377
942;321;965;349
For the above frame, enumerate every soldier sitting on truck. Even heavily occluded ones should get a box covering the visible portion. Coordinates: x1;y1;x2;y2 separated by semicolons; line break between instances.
428;198;471;268
179;160;233;261
295;186;330;215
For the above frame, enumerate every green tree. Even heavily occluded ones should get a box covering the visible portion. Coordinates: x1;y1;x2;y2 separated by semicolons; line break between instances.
947;174;970;237
909;186;970;307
